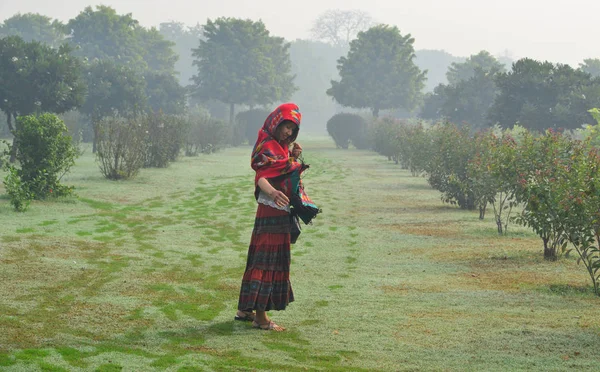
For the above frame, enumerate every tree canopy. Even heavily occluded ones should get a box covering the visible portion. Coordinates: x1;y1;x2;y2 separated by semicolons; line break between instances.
446;50;505;85
0;35;85;126
191;17;296;123
327;24;425;117
66;5;177;74
489;58;600;131
0;13;65;48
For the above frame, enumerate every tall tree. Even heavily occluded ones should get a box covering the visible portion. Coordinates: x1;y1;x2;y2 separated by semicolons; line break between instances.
191;18;296;124
489;58;600;131
0;36;85;160
446;50;505;85
0;13;65;47
421;67;500;131
79;59;147;151
66;5;178;74
144;71;187;115
310;9;374;47
327;25;425;117
66;6;144;68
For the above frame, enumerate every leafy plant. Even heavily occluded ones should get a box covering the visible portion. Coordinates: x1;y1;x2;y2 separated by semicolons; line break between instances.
96;116;147;180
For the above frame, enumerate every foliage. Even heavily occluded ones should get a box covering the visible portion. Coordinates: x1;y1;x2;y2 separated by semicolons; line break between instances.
467;131;520;227
326;113;368;149
0;35;86;128
184;109;229;156
556;144;600;294
489;58;600;131
446;50;505;85
143;112;189;168
66;5;177;74
327;24;425;117
578;58;600;78
80;59;147;151
95;116;147;180
5;114;77;209
0;12;65;47
424;122;477;209
420;67;500;131
2;166;32;212
144;71;187;115
236;108;270;145
511;130;576;260
191;18;296;124
310;9;374;47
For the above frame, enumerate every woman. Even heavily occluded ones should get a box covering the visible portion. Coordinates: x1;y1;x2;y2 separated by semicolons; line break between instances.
235;103;318;331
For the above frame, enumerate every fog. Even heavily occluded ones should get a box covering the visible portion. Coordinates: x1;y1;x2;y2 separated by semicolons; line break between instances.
1;0;598;66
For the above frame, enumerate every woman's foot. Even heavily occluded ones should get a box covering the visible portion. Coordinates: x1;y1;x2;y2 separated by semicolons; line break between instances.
252;320;286;331
234;310;255;322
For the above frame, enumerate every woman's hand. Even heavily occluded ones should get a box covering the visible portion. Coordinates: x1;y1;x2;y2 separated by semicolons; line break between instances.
270;190;289;207
292;142;302;159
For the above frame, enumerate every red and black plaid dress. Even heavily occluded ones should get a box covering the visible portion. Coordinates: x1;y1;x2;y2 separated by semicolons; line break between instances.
237;202;294;311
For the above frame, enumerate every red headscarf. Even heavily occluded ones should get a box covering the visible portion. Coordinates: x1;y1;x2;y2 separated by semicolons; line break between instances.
251;103;303;194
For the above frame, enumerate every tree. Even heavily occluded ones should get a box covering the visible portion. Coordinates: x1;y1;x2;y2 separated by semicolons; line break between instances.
446;50;505;85
144;71;187;115
0;13;65;48
327;25;425;117
191;17;296;124
0;36;85;160
489;58;600;131
579;58;600;78
66;5;178;75
420;67;500;131
310;9;375;47
79;59;147;151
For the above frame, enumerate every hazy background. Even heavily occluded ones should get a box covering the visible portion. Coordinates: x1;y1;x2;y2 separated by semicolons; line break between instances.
1;0;597;66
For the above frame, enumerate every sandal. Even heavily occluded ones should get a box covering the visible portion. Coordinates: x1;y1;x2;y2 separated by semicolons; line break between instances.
234;311;255;322
252;320;285;331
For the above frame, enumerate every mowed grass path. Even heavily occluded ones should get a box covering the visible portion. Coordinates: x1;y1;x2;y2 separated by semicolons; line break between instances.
1;137;599;371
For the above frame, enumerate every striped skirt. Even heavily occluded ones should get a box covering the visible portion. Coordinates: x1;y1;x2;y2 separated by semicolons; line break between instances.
237;203;294;312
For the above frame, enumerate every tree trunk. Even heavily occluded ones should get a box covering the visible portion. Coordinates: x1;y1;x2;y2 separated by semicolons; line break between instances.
543;238;557;261
229;103;235;126
7;113;17;163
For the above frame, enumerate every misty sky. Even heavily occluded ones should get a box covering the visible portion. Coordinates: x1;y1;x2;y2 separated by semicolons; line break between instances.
1;0;597;66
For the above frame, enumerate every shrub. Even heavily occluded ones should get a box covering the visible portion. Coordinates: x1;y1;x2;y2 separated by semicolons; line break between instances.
424;122;477;210
184;111;229;156
10;114;77;201
327;113;368;149
143;112;189;168
96;116;147;180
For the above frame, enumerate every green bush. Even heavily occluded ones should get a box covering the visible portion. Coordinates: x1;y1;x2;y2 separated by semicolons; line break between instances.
96;116;147;180
143;112;189;168
9;114;77;202
184;110;229;156
326;113;368;149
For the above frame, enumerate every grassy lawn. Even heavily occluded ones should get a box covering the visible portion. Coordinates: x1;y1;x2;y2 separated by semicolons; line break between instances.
1;136;599;371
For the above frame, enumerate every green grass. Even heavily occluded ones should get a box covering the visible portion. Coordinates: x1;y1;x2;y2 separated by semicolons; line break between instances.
0;137;599;371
